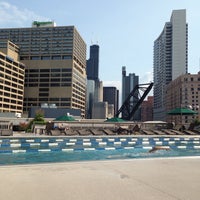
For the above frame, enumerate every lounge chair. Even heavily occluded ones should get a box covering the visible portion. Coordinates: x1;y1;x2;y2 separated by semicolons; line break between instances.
141;129;154;135
89;128;104;136
171;129;184;135
162;129;175;135
50;129;61;136
64;129;78;136
152;130;165;135
103;128;115;135
77;129;92;136
183;130;197;135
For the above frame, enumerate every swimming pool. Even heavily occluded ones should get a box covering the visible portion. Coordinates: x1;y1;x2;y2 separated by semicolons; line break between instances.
0;136;200;165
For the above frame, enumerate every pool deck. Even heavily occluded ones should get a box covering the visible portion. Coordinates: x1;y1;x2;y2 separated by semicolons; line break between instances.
0;157;200;200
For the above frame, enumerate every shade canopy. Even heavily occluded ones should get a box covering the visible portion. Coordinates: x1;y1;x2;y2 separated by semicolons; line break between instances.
167;108;198;115
54;115;76;121
105;117;126;122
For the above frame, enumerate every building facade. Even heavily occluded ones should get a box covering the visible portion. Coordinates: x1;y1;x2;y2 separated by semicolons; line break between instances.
0;22;87;118
0;40;25;114
122;66;140;120
166;73;200;125
103;86;119;115
141;96;154;122
153;9;188;121
92;101;108;119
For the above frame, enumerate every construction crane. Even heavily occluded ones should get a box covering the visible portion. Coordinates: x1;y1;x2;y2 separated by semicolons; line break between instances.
115;82;153;120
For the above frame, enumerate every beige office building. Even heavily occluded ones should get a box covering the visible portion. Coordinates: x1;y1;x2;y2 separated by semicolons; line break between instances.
166;73;200;125
0;40;25;114
0;22;87;118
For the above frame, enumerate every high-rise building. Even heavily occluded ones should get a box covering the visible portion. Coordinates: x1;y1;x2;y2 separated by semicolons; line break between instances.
153;9;188;121
0;40;25;114
103;86;119;115
86;79;95;118
86;44;102;118
0;22;87;117
122;66;140;120
86;45;99;81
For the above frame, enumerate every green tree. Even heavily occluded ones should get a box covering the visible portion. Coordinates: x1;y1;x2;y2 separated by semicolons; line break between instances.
34;109;45;123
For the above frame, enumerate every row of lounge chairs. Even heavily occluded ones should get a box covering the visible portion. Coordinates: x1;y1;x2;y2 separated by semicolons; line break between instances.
48;128;117;136
141;129;199;135
46;127;200;136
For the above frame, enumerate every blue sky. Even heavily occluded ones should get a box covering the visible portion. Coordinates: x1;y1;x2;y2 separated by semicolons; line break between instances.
0;0;200;91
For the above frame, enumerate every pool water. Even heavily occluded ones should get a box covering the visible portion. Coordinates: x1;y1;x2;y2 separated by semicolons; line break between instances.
0;136;200;165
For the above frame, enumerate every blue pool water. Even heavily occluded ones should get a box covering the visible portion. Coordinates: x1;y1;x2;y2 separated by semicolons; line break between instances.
0;136;200;165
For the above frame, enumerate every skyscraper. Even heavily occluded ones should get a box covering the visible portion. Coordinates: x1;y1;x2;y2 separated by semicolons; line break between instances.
86;45;99;81
103;86;119;115
153;9;188;121
86;44;102;118
0;22;87;117
121;66;140;120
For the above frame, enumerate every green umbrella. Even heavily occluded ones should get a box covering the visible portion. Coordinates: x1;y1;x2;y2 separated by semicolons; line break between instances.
167;108;198;115
54;115;76;121
105;117;126;122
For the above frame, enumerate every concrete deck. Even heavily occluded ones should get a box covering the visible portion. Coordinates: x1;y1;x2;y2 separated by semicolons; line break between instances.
0;157;200;200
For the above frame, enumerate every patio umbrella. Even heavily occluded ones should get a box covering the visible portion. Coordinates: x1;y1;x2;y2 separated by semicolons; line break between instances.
167;108;198;115
54;115;76;121
105;117;126;122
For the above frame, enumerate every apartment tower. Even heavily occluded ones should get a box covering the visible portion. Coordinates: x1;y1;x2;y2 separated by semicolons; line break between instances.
0;22;87;117
153;9;188;121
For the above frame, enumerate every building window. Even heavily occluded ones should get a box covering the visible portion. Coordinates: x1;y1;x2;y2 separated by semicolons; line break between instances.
40;69;50;72
42;56;50;60
39;93;48;97
52;56;61;60
50;98;59;101
31;56;40;60
30;69;39;73
51;68;60;72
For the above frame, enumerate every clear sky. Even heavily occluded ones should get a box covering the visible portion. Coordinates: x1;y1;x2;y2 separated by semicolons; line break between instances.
0;0;200;91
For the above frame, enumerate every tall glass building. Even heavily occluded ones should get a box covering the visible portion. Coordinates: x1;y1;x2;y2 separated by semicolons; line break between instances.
153;9;188;121
122;66;140;120
0;22;87;117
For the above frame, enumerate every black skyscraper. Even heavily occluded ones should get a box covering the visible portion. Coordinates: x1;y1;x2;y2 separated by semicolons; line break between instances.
103;87;119;115
86;45;99;80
